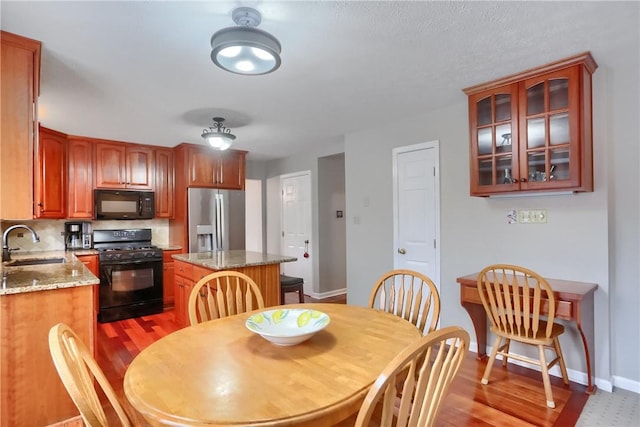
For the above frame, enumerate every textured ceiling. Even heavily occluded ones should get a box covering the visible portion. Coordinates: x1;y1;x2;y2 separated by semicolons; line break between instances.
1;1;637;161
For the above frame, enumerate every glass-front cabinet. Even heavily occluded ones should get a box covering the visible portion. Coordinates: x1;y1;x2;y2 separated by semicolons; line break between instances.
464;52;597;197
468;84;520;194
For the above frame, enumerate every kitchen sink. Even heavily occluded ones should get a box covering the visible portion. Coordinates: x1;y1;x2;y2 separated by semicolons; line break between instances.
4;257;66;267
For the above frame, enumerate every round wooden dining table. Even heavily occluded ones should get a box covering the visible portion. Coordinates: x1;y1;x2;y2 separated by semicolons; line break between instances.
123;303;421;426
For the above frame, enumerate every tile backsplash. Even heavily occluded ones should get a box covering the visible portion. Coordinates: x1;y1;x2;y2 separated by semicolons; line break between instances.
1;219;170;252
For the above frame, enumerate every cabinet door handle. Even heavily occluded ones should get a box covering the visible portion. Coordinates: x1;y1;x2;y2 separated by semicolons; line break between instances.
520;178;527;183
397;248;407;255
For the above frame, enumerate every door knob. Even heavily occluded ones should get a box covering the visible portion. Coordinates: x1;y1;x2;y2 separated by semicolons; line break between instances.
397;248;407;255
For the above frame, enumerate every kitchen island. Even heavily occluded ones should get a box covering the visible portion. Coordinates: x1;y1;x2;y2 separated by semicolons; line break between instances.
0;251;100;427
172;250;296;327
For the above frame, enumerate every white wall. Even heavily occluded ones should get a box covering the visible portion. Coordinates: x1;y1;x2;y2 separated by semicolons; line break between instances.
244;179;262;252
265;176;281;255
344;51;639;390
318;154;346;294
606;53;640;388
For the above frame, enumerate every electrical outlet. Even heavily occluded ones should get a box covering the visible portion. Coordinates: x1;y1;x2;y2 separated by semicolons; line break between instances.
518;209;547;224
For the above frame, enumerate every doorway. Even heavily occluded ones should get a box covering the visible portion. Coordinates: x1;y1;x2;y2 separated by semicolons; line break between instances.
392;141;440;291
280;171;313;295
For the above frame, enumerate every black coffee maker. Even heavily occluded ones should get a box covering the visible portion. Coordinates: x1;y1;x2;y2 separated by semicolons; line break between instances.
64;221;92;249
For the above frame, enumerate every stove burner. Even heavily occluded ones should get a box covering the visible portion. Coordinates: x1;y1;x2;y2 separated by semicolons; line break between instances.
93;229;162;262
97;245;158;252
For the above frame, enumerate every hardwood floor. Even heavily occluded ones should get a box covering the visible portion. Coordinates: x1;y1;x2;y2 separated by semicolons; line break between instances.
96;294;589;426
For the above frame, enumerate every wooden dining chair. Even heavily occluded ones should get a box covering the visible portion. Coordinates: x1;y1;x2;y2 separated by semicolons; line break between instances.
476;264;569;408
354;326;469;427
369;269;441;334
188;270;265;325
48;323;133;427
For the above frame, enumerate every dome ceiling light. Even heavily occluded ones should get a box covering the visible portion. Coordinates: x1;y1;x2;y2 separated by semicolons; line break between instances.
202;117;236;150
210;7;281;75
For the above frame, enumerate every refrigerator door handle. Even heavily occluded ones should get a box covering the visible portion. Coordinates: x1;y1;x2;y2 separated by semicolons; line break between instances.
216;193;224;250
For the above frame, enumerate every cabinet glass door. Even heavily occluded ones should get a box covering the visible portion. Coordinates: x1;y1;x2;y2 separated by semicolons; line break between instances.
470;84;519;194
521;70;577;188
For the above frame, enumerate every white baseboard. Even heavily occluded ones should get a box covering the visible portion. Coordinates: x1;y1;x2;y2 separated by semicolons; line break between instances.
612;375;640;394
309;287;346;300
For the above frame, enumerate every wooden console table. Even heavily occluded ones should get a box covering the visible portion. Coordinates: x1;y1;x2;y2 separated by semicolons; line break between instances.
456;273;598;394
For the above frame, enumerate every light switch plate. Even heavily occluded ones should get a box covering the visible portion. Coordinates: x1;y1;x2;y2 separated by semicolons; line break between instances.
518;209;547;224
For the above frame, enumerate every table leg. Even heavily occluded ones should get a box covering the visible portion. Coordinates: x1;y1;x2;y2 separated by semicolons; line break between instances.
576;292;597;394
577;325;596;394
461;301;488;359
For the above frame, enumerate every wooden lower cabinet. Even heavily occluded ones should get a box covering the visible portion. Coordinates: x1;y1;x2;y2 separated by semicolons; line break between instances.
173;260;281;328
76;254;100;332
0;285;96;427
162;249;182;309
174;262;194;328
76;253;98;276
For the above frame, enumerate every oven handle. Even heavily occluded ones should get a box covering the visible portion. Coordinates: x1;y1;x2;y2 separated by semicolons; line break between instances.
103;271;112;288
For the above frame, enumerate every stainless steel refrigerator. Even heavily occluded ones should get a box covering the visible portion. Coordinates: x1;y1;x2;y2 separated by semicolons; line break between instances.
188;188;246;252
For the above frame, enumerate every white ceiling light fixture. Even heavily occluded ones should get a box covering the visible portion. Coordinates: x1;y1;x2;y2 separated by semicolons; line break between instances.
210;7;281;75
202;117;236;150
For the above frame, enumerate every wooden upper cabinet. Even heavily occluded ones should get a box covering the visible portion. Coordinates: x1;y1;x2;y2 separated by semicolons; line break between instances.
94;142;126;188
34;126;67;219
188;148;216;186
155;148;174;218
94;141;154;189
0;31;41;219
185;145;246;190
217;150;245;190
67;137;94;218
463;52;597;197
127;145;155;189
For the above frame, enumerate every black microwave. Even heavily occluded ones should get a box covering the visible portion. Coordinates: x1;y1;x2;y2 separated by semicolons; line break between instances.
94;190;155;220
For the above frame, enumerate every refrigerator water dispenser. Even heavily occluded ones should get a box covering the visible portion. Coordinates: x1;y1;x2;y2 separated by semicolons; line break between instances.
196;225;214;251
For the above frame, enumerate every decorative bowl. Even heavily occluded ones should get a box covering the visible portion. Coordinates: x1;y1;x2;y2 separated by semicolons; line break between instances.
245;308;330;346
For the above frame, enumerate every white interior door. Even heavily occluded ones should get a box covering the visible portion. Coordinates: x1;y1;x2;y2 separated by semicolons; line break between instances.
393;142;440;289
281;171;313;295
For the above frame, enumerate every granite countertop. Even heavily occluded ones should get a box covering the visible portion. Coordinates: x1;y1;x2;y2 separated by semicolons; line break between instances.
1;251;100;296
173;250;296;269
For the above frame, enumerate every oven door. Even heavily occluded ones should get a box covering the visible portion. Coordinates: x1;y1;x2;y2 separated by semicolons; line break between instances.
99;258;163;322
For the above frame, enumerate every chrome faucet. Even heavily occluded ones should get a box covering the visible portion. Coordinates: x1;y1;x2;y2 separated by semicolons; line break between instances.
2;224;40;262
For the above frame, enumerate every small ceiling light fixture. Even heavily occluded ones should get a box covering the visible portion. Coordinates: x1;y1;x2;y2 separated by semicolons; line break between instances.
202;117;236;150
210;7;281;75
